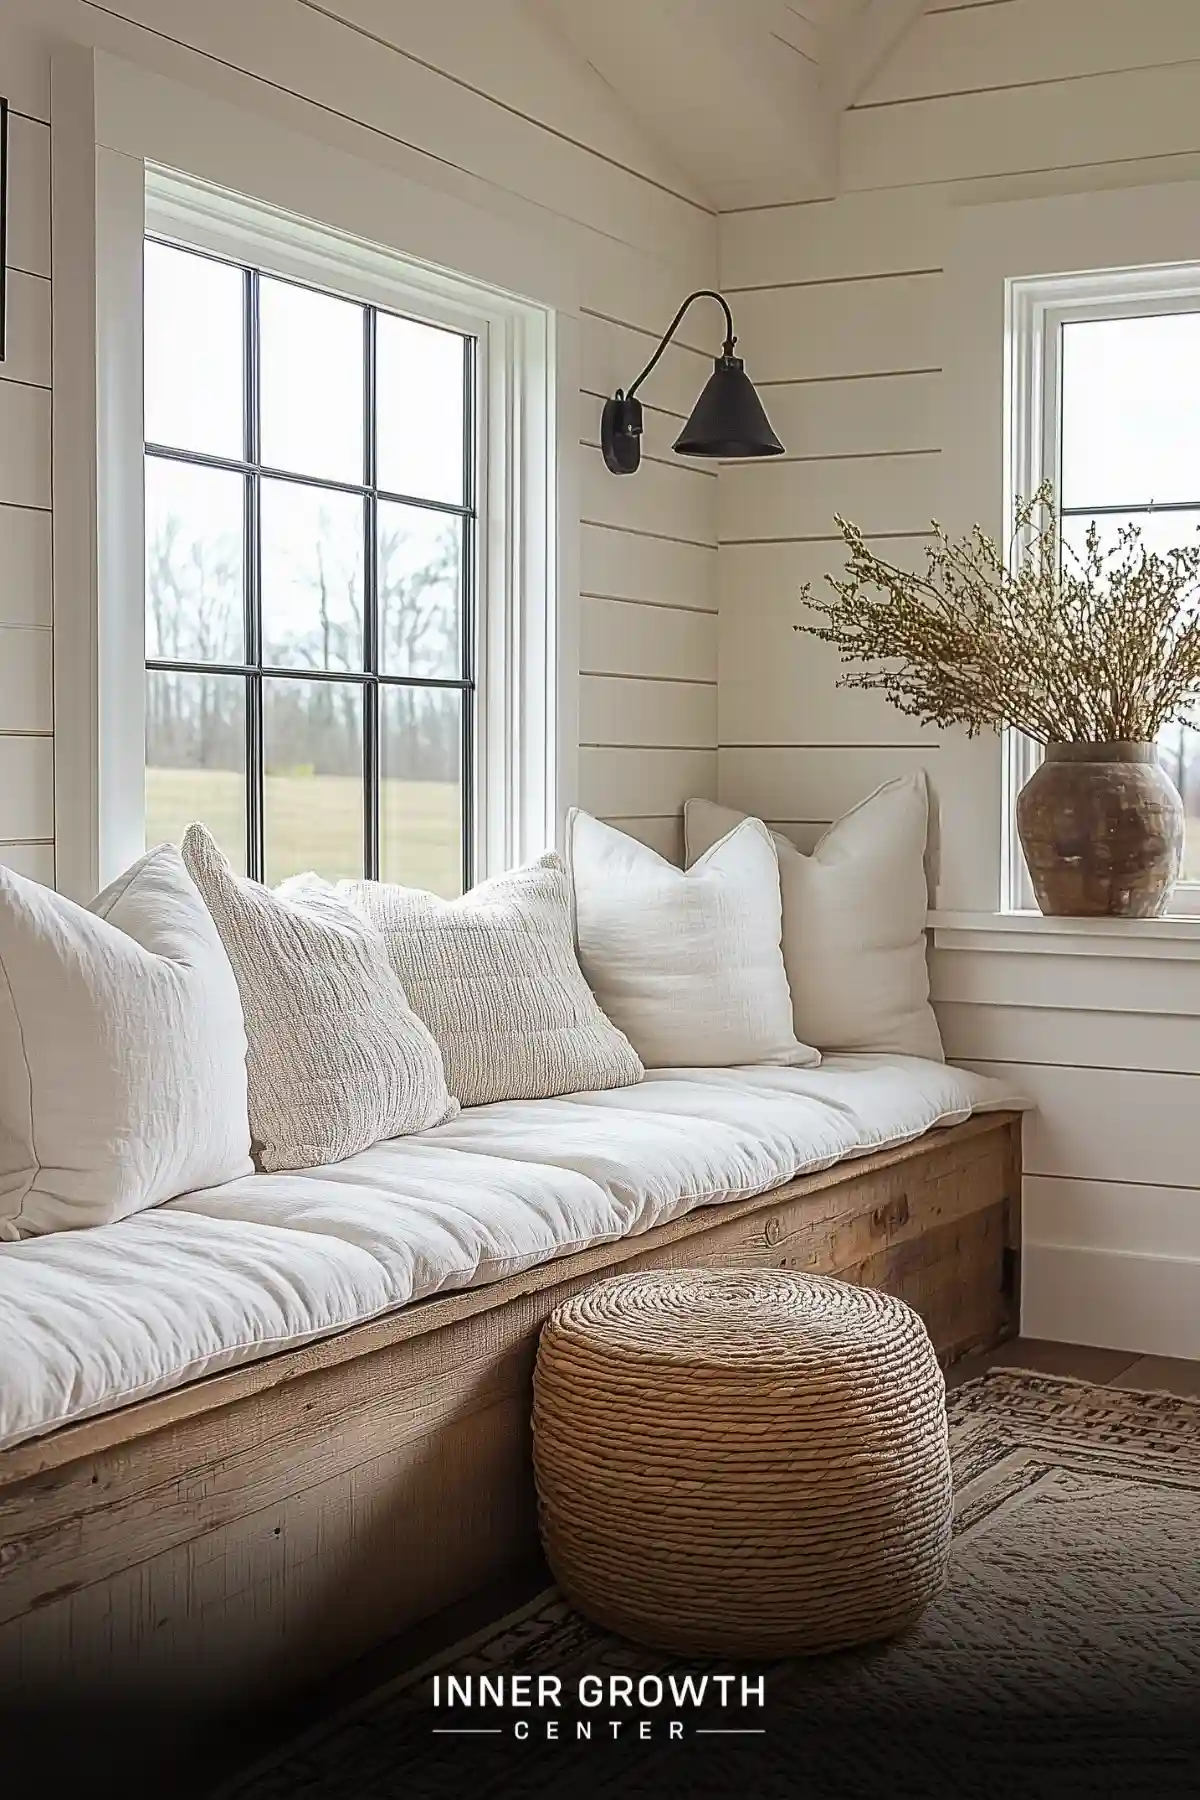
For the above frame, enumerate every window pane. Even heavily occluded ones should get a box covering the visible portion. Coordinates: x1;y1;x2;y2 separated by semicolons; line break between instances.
260;278;364;485
377;502;463;678
145;458;245;663
144;242;244;459
377;313;467;506
1060;508;1200;566
261;480;364;671
1059;512;1200;890
1061;314;1200;509
263;677;363;884
145;670;247;870
1160;723;1200;881
380;685;463;896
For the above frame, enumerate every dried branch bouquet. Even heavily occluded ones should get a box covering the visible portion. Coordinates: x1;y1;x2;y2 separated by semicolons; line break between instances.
797;482;1200;743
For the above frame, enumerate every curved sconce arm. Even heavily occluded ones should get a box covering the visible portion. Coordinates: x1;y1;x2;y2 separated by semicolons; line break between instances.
625;290;736;403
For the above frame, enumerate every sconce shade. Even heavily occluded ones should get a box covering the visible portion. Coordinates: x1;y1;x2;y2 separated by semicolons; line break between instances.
673;355;784;460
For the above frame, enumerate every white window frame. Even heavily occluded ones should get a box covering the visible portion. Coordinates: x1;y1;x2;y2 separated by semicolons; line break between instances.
135;171;554;889
50;46;579;902
1006;263;1200;916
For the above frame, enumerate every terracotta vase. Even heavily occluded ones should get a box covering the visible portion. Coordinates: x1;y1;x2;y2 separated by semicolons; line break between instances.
1016;742;1183;918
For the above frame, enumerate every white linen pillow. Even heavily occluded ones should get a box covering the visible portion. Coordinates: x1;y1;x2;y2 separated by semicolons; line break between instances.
182;825;457;1171
342;854;643;1108
565;810;819;1071
684;774;943;1060
0;846;254;1239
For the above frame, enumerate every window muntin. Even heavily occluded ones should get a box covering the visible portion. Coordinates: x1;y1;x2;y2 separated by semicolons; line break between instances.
143;238;475;896
1054;308;1200;890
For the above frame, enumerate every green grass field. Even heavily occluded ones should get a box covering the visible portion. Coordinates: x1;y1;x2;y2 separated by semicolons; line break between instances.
146;768;462;894
146;767;1200;894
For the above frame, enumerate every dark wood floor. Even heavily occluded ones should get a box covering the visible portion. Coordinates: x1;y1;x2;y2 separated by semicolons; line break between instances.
177;1336;1198;1796
945;1335;1200;1397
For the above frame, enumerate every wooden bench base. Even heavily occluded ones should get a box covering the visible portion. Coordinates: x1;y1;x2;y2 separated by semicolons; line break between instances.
0;1112;1021;1713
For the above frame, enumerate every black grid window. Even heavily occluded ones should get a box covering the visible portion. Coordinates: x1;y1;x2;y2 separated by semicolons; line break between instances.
143;237;476;895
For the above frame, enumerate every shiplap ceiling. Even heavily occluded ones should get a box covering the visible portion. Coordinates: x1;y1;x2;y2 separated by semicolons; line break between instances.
528;0;931;209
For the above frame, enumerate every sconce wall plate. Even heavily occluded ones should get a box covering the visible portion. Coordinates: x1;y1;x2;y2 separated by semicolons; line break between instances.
601;394;643;475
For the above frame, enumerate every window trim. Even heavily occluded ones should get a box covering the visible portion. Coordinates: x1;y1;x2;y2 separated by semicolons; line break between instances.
1006;263;1200;916
51;45;580;905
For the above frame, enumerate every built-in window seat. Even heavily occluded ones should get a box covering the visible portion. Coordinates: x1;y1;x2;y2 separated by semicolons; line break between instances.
0;1057;1023;1714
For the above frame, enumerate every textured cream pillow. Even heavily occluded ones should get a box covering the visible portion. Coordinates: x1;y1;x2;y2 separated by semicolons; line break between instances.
0;847;253;1238
182;825;457;1171
565;810;818;1070
342;854;643;1108
685;774;943;1060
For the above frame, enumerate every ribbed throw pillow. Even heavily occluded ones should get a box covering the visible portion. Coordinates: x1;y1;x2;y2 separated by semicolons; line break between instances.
565;811;819;1071
684;774;943;1060
0;846;253;1237
342;854;643;1107
182;825;457;1171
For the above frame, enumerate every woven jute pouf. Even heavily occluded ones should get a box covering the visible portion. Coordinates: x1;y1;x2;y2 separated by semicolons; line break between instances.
532;1267;952;1658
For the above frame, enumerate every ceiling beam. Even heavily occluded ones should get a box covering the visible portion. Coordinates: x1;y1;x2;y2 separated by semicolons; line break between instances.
822;0;931;115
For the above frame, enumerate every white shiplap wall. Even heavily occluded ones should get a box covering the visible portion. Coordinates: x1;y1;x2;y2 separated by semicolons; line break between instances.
4;0;1196;1353
0;0;720;883
0;18;53;885
717;0;1200;1357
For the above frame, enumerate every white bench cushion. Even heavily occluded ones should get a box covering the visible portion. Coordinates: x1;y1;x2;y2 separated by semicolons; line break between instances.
0;1059;1025;1451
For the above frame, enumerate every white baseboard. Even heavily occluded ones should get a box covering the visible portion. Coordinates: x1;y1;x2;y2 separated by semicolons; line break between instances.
1021;1244;1200;1360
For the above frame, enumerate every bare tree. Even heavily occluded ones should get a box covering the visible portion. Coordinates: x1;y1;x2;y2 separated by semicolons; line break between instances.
146;503;461;785
145;512;242;771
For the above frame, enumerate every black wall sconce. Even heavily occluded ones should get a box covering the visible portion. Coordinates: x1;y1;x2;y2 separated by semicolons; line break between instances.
601;289;783;475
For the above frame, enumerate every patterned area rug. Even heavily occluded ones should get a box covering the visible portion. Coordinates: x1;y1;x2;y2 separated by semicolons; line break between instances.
220;1371;1200;1799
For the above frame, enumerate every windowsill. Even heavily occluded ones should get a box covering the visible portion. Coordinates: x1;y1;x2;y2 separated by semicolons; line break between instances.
928;908;1200;959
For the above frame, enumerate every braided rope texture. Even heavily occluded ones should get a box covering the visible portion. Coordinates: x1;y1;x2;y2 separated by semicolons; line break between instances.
532;1267;952;1658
